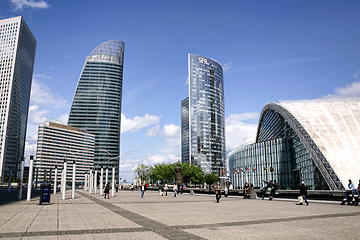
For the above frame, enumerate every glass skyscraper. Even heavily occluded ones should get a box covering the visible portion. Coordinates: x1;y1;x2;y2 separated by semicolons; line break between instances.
68;40;124;182
181;54;226;175
0;16;36;181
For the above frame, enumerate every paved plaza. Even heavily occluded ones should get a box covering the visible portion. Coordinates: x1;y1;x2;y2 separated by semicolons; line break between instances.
1;189;360;239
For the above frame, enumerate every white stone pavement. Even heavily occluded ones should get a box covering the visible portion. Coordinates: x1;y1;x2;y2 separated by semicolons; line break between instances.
0;189;360;239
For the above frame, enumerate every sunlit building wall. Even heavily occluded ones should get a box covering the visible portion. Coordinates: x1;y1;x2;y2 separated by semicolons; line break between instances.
0;16;36;181
35;122;95;184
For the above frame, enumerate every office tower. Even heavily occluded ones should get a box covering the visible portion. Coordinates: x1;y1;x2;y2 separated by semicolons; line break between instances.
0;16;36;181
68;40;124;182
35;122;95;184
182;54;226;175
181;97;189;163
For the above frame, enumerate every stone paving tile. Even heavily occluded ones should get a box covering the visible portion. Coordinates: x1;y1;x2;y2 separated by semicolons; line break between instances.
2;189;360;240
184;215;360;240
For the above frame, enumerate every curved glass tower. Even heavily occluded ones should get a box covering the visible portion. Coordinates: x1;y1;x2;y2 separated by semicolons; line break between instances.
182;54;226;175
68;40;124;181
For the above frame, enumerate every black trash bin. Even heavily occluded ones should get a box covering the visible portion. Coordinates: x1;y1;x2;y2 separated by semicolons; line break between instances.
39;183;51;205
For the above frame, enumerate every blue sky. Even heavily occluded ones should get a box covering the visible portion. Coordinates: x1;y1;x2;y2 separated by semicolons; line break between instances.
1;0;360;182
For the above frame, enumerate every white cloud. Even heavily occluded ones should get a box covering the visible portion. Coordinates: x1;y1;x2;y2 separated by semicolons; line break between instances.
225;113;259;151
334;81;360;97
162;124;180;137
11;0;49;10
145;125;161;137
31;78;69;109
226;112;259;123
28;105;49;125
223;62;233;72
121;113;161;133
58;114;69;125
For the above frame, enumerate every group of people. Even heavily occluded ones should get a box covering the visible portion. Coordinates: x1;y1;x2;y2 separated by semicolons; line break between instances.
260;180;279;200
344;179;360;200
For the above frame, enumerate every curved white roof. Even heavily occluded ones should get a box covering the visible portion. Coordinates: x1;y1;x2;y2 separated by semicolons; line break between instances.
278;98;360;189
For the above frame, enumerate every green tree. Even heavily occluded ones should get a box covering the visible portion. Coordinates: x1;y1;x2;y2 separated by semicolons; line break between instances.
135;164;152;183
178;162;204;186
204;172;218;186
151;163;175;183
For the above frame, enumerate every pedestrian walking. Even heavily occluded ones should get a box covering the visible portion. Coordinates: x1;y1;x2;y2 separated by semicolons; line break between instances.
215;182;221;203
104;182;110;199
298;182;309;205
173;183;178;198
159;183;163;196
261;180;271;200
164;182;168;196
141;183;146;199
115;182;119;192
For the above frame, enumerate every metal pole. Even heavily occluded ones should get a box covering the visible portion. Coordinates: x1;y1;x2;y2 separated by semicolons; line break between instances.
60;169;63;194
72;161;76;199
84;173;87;191
27;156;34;201
89;171;93;194
100;167;104;195
105;168;108;185
54;167;58;194
94;170;97;194
18;158;24;200
111;166;115;197
62;160;67;200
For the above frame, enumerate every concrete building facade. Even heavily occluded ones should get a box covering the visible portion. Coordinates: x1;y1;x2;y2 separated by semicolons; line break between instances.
0;16;36;181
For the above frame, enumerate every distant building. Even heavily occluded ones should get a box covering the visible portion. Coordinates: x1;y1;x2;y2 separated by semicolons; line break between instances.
34;122;95;184
181;54;226;175
0;16;36;182
68;40;124;182
229;98;360;190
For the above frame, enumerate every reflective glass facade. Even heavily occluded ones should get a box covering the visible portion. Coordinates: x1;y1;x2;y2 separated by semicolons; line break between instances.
0;17;36;180
181;97;189;163
68;40;124;181
228;99;360;190
185;54;226;174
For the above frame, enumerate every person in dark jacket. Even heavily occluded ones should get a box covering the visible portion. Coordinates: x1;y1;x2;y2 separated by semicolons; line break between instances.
299;182;309;205
104;183;110;199
269;180;278;200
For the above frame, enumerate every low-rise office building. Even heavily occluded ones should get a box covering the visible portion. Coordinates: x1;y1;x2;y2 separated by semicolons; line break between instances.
34;122;95;185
